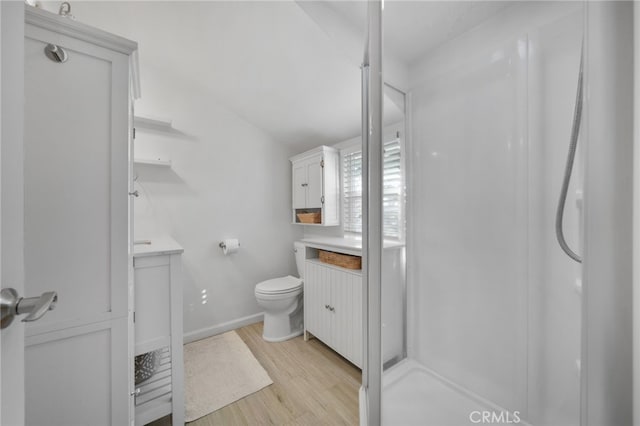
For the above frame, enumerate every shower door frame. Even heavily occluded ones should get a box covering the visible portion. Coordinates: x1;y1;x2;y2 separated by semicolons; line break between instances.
634;3;640;425
361;1;383;425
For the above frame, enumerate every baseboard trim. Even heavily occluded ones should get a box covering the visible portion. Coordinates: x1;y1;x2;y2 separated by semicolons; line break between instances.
183;312;264;344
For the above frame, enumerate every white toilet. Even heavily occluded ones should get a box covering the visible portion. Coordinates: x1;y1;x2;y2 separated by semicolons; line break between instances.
255;241;305;342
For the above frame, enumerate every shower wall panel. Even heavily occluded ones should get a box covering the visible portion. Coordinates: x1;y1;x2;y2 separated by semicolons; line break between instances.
405;3;582;424
411;37;528;413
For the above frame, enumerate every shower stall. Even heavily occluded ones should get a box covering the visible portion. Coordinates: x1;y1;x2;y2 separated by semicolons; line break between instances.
360;2;634;425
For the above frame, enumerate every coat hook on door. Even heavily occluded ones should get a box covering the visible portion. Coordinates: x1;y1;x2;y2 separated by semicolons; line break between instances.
58;2;75;20
44;44;68;63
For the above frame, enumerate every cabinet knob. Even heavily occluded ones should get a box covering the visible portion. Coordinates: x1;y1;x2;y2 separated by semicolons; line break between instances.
329;306;335;312
301;183;308;187
325;304;330;310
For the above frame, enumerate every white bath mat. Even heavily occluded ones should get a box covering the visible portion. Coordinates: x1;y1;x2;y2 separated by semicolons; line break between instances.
184;330;273;422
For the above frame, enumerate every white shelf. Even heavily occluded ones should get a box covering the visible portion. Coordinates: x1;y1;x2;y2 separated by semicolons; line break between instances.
305;257;362;275
134;158;172;168
134;115;173;131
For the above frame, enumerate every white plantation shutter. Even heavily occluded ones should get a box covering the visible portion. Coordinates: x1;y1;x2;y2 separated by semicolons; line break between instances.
382;139;402;239
343;148;363;233
342;138;403;239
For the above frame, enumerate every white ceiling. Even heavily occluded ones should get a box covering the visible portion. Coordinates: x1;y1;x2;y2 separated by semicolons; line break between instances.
70;1;368;147
325;1;512;66
64;1;508;148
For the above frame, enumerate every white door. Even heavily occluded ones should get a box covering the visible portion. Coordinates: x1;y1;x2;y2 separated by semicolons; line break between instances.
1;2;26;425
22;21;130;426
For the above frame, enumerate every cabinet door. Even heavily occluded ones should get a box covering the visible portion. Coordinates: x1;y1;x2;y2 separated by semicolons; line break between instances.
304;261;331;342
306;157;323;209
134;258;171;354
292;162;307;209
331;271;363;367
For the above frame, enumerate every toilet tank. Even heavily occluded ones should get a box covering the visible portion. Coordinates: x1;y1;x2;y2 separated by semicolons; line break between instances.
294;242;306;279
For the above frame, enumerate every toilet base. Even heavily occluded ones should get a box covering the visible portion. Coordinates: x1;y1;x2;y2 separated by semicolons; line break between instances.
256;288;304;343
260;299;303;343
262;329;303;343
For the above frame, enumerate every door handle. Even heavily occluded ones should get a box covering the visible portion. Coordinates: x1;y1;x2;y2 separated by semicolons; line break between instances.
1;288;58;329
18;291;58;322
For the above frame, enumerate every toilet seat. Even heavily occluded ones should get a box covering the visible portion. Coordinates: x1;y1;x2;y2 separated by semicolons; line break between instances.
255;275;302;296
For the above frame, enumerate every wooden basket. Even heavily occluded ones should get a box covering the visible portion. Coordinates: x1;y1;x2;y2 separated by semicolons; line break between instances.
297;212;321;224
319;250;362;270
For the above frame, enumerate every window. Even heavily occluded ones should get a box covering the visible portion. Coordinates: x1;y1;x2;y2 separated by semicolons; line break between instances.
342;138;403;239
342;147;363;233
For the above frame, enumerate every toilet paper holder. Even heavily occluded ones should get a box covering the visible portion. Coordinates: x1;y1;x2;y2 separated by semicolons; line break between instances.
219;241;240;250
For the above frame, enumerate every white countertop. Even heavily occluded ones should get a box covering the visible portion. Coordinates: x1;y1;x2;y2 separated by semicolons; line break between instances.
300;236;404;256
133;236;184;257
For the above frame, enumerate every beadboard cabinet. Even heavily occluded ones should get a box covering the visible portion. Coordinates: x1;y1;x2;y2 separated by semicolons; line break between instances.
290;146;340;226
304;259;363;368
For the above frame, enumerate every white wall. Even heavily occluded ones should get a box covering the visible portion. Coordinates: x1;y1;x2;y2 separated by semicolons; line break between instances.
406;3;583;424
132;62;301;339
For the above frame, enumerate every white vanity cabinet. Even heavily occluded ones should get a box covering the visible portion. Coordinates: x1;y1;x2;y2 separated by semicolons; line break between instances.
290;146;340;226
133;240;184;426
304;259;363;368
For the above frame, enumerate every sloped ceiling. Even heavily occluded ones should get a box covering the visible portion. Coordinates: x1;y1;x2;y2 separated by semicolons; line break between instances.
69;1;368;147
324;1;511;66
63;1;507;147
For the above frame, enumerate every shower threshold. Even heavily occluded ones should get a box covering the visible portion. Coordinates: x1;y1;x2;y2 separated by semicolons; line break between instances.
382;359;526;426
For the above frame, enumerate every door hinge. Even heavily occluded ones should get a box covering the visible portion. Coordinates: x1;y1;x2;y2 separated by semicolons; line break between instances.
133;311;135;323
321;196;325;204
133;127;136;139
320;159;324;168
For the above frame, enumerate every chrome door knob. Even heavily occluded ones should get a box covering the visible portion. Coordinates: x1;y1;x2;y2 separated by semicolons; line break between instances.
1;288;58;329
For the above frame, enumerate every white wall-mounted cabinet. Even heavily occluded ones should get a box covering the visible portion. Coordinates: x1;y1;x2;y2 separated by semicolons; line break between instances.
290;145;339;226
293;156;322;209
304;258;362;368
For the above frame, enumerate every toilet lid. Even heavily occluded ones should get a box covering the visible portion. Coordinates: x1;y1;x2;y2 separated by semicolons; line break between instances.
255;275;302;294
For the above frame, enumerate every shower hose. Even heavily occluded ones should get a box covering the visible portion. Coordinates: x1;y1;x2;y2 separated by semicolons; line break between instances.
555;43;583;264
